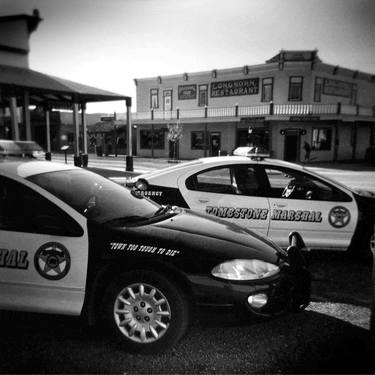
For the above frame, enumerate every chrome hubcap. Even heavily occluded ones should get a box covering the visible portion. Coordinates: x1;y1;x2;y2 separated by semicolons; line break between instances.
114;283;171;343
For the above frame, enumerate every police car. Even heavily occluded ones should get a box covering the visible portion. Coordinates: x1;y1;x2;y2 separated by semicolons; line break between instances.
129;147;375;257
0;158;310;353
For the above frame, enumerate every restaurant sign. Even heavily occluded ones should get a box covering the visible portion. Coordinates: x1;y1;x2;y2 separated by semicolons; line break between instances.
323;78;353;98
178;84;197;100
211;78;259;97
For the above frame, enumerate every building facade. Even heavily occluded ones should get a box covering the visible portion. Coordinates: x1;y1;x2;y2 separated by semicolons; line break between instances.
132;50;375;162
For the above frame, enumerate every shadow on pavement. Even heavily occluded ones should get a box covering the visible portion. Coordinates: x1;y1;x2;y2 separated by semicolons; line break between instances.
0;308;372;374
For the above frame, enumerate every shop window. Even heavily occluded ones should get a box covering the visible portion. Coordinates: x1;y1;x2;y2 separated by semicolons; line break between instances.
288;76;303;101
314;77;323;102
198;84;208;107
312;128;332;151
191;131;205;150
261;78;273;102
351;84;357;105
140;129;165;149
150;89;159;109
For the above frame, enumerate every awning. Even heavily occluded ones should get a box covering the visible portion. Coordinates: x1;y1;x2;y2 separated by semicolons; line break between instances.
0;64;131;108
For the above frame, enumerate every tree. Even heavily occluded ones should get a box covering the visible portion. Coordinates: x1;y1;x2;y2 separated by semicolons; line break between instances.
167;121;183;160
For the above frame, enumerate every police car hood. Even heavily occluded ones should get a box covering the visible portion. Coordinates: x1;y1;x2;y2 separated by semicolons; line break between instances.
137;209;283;263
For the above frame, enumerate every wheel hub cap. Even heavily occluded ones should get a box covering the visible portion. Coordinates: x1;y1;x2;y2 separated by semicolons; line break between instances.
114;283;171;343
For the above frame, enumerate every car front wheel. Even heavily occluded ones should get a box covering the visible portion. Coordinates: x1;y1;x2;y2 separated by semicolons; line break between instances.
102;270;190;354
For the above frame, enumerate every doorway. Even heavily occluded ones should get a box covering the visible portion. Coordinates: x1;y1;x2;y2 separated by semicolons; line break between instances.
210;132;221;156
284;133;300;161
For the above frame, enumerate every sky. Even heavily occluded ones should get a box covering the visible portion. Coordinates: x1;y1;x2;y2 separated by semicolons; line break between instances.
1;0;375;114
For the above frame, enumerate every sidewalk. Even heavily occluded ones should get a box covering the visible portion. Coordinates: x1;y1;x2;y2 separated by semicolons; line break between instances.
50;152;375;190
52;152;176;174
53;152;375;173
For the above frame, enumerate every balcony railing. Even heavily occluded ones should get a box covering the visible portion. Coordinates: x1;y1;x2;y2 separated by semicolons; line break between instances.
132;103;375;121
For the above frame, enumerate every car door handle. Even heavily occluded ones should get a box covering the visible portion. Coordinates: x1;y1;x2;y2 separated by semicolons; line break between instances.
198;199;209;203
274;203;287;208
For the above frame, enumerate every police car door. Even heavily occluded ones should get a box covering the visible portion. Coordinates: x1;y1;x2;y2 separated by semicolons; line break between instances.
0;175;88;315
262;166;357;250
178;165;270;236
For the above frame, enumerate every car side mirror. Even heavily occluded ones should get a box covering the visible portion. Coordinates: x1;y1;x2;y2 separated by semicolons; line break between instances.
288;231;306;250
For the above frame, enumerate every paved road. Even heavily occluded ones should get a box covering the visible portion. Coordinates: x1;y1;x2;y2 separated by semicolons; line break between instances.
51;153;375;192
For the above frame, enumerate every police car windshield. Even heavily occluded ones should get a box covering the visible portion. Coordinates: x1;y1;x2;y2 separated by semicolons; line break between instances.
28;169;160;224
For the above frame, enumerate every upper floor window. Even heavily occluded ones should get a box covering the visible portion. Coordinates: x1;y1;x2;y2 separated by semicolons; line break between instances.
163;89;172;111
261;77;273;102
150;89;159;109
198;84;208;107
351;84;357;105
314;77;323;102
288;76;303;101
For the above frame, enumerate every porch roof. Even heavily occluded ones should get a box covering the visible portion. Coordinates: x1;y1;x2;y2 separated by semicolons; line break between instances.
0;64;131;108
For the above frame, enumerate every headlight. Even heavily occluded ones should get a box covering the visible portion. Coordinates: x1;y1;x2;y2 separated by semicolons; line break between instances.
211;259;279;281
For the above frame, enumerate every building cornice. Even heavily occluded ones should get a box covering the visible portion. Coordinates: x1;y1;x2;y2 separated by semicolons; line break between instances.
134;50;375;84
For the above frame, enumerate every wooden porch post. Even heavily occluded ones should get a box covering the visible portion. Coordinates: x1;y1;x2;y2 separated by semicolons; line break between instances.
204;123;208;157
45;106;52;160
9;97;20;140
81;103;88;167
126;97;133;171
151;123;154;159
73;103;81;166
23;91;32;140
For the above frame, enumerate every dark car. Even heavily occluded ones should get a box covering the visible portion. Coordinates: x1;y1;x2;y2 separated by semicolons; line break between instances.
0;159;310;353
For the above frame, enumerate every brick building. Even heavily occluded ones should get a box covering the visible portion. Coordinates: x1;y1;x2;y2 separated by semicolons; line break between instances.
132;50;375;162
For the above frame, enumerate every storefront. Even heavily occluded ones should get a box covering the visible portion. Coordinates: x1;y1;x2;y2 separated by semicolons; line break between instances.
133;50;375;162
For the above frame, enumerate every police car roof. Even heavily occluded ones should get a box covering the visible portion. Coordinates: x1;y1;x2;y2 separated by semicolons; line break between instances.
0;158;76;178
197;156;306;170
136;155;305;180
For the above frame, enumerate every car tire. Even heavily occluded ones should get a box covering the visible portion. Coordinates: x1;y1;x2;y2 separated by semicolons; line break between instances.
369;230;375;257
102;270;190;354
348;228;374;261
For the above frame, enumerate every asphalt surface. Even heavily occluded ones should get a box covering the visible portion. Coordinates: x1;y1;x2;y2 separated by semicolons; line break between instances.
1;154;373;373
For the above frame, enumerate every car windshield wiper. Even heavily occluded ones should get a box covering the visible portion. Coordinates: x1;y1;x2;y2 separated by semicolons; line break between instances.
153;204;174;217
104;216;149;226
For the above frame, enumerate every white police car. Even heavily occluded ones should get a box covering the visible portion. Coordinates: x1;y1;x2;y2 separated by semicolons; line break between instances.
0;158;310;353
129;148;375;257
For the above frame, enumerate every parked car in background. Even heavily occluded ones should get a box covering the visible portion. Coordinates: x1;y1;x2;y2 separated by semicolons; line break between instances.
0;158;310;353
0;140;45;159
128;147;375;258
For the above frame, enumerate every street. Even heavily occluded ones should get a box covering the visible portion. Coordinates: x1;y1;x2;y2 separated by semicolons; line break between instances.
51;153;375;192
